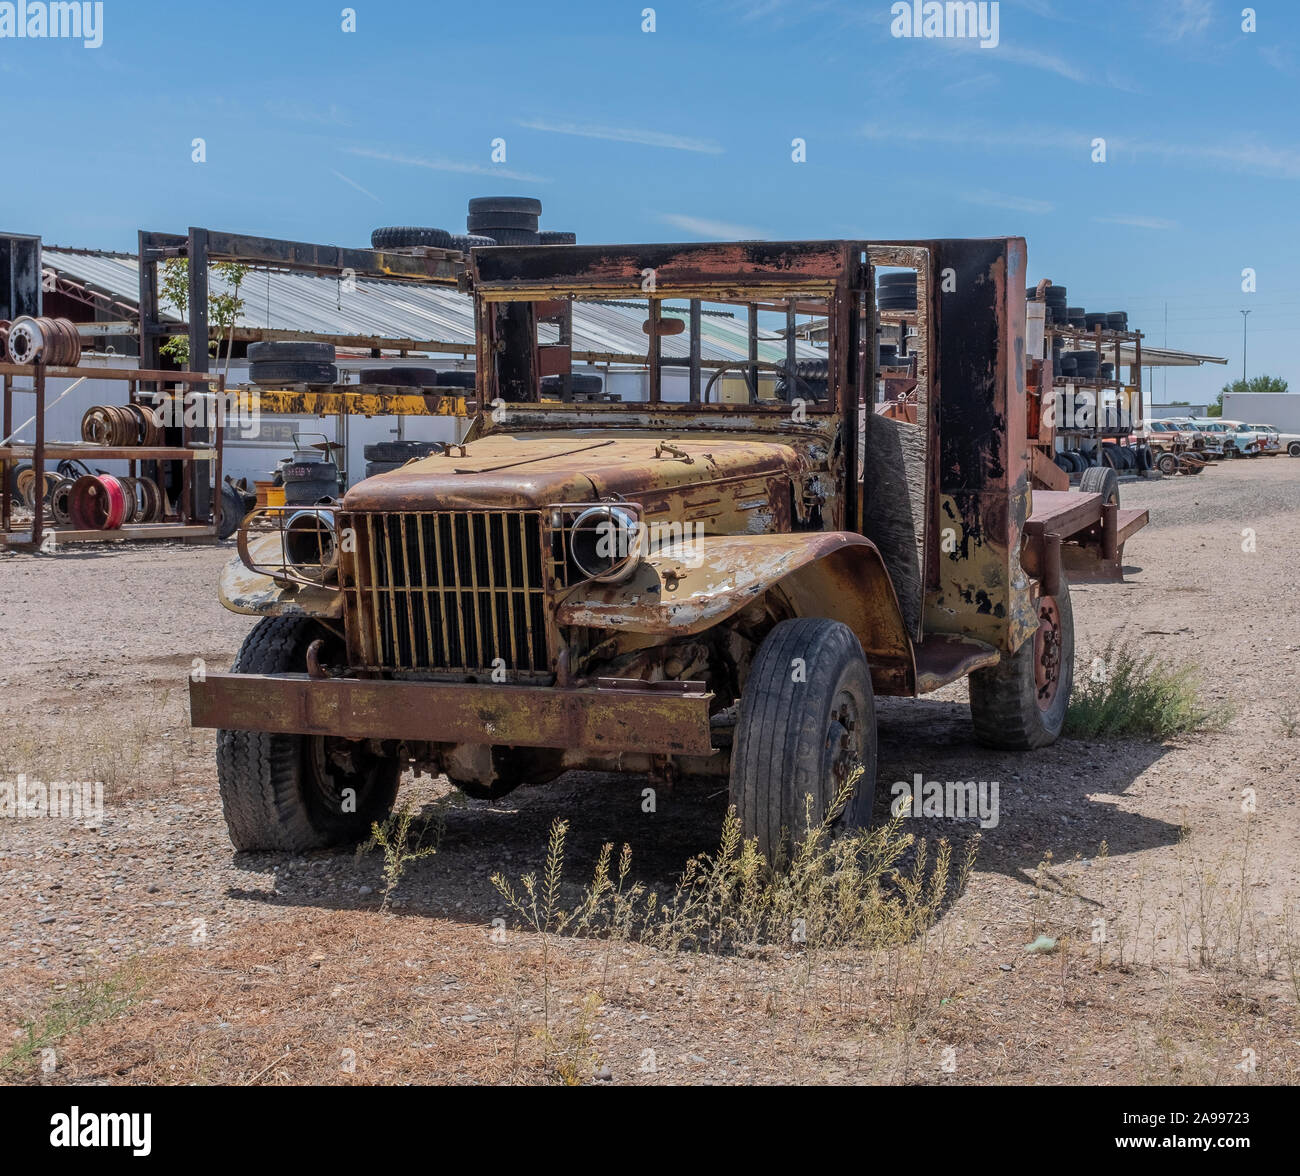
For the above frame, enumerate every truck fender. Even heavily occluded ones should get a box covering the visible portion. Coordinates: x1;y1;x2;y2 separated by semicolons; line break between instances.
557;532;915;693
217;533;344;620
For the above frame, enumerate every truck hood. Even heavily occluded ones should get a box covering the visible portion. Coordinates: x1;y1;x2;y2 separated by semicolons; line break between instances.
342;431;806;512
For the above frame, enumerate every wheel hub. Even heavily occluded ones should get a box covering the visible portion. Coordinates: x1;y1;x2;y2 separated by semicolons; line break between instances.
1034;596;1063;710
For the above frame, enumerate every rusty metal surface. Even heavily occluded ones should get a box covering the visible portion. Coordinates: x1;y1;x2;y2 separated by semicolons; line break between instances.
189;672;716;756
557;531;914;694
218;539;344;619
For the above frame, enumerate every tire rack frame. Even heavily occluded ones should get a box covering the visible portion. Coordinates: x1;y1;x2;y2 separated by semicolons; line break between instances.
0;361;225;549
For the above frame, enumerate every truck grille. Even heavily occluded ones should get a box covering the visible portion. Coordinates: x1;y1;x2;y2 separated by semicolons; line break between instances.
350;511;550;674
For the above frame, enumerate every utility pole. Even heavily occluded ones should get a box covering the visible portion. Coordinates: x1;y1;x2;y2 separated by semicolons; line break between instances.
1241;309;1251;381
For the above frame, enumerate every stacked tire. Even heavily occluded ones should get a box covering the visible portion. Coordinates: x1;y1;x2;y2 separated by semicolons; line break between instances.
362;440;441;478
876;271;917;312
248;341;337;387
467;197;541;246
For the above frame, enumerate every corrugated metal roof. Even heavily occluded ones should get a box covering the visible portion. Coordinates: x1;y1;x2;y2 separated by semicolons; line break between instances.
43;247;824;364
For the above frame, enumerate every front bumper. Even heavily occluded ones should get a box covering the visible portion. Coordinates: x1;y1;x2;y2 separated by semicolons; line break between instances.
190;673;716;756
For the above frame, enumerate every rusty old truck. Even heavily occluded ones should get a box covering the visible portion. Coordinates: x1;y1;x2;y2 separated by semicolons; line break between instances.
190;237;1148;856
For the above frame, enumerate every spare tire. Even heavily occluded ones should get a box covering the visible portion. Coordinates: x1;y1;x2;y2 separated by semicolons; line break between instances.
371;226;453;250
468;196;543;216
468;211;539;232
249;361;338;387
448;233;497;252
541;373;602;396
1079;465;1120;504
472;228;539;246
363;441;439;463
538;231;577;245
247;340;335;364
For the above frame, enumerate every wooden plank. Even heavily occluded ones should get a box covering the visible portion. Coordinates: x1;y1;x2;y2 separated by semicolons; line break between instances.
0;445;215;461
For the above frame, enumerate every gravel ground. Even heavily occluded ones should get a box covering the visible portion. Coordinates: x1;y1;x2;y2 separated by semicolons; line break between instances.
2;456;1298;1085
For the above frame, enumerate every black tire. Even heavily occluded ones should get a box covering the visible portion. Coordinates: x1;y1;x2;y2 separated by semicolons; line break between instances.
247;341;335;364
877;272;917;288
468;211;540;232
1136;445;1155;471
473;228;539;246
363;440;438;462
1288;441;1300;457
217;482;247;540
358;367;440;388
447;233;497;252
216;617;400;852
1156;451;1178;476
1053;453;1072;473
364;461;405;478
877;295;917;310
370;226;453;250
538;231;577;245
434;370;477;389
969;575;1074;750
249;361;338;387
447;747;564;801
729;618;877;860
540;372;602;396
1079;465;1119;504
467;196;542;216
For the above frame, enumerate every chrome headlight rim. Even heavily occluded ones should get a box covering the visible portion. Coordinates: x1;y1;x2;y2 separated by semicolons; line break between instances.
569;503;641;583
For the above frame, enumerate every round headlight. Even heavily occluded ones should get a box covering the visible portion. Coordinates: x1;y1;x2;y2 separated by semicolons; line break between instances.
569;504;640;582
283;509;338;583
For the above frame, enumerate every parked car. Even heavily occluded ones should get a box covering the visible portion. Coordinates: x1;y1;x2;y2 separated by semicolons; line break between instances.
1245;424;1284;455
1193;418;1264;458
1158;417;1222;458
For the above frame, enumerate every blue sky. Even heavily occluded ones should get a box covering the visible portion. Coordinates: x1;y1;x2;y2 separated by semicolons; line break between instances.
2;0;1297;404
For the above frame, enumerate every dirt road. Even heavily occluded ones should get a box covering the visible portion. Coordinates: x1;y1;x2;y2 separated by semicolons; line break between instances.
3;457;1298;1085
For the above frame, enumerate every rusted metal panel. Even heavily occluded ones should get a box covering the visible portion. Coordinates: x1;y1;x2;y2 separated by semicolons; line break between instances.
558;531;915;695
473;240;850;301
923;238;1038;653
189;673;716;756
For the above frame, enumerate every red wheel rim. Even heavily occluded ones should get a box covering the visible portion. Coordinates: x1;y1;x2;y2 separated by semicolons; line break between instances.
1033;596;1063;711
69;474;128;530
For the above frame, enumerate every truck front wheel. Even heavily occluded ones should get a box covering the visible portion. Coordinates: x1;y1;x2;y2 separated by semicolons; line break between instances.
216;616;400;851
729;618;878;861
968;577;1074;750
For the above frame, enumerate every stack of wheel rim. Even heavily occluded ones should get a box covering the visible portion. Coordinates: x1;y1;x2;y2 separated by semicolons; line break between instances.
5;316;82;366
466;197;542;245
877;271;917;312
81;403;164;446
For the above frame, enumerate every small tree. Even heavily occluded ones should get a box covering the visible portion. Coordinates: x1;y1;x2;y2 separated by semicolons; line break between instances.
1213;373;1289;415
157;258;248;368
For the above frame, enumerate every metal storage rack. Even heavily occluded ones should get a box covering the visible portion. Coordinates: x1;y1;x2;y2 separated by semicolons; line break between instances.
0;361;225;549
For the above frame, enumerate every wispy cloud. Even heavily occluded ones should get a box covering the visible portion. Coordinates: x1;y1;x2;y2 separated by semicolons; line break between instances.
962;189;1053;215
266;99;350;127
342;146;549;184
993;43;1088;83
518;118;724;155
861;121;1300;181
658;213;766;239
1151;0;1213;42
1092;214;1179;230
329;169;380;203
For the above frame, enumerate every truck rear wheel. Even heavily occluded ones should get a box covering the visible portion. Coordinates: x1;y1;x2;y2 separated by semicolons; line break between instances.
969;577;1074;749
216;616;400;851
729;618;877;860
